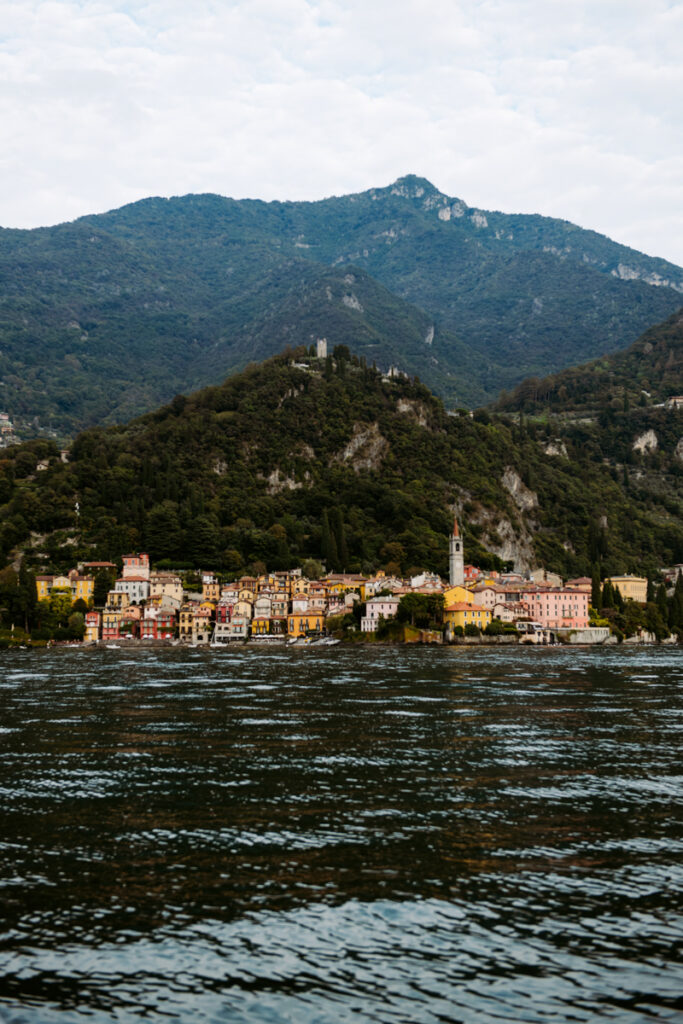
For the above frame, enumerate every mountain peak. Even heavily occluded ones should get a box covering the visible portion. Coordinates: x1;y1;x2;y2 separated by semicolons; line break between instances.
387;174;444;199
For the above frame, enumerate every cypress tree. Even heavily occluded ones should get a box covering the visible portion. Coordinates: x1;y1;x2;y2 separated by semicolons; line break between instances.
332;507;348;570
602;579;614;608
18;563;37;632
656;583;668;618
591;565;602;610
321;510;337;568
669;574;683;631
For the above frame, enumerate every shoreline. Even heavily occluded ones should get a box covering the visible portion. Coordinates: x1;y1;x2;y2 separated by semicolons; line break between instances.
2;634;678;652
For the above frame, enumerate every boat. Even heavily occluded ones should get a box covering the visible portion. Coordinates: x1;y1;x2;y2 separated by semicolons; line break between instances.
105;643;120;649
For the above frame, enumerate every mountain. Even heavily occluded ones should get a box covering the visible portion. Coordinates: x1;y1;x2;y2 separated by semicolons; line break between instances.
495;308;683;414
492;310;683;559
2;348;681;582
1;176;681;437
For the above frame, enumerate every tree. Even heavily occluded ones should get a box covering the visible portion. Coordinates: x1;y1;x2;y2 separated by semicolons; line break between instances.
189;514;219;566
321;510;338;568
18;563;37;632
591;565;602;610
145;501;183;560
332;508;348;569
94;568;115;607
669;574;683;632
302;558;323;580
656;583;669;619
67;612;85;640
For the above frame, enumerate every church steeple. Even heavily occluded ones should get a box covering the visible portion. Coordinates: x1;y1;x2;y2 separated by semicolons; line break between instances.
449;516;464;586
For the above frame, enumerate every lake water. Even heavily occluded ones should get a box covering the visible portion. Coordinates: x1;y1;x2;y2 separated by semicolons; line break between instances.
0;645;682;1023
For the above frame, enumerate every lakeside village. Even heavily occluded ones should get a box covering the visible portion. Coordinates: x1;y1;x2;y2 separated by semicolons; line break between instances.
17;520;683;649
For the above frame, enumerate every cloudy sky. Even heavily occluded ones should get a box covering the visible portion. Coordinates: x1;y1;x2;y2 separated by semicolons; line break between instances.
2;0;682;265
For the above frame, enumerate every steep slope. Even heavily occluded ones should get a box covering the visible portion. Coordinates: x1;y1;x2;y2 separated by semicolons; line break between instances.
1;178;681;436
491;311;683;560
1;349;681;581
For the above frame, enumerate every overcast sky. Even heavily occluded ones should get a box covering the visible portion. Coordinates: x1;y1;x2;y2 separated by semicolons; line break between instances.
2;0;682;265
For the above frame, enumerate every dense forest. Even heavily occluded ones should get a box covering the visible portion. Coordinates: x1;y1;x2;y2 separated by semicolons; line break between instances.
497;309;683;414
1;346;681;587
1;175;681;437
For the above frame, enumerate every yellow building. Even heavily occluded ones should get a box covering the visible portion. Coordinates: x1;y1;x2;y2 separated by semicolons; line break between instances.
444;602;492;631
71;575;94;603
287;612;325;637
605;575;648;603
202;580;221;602
251;617;271;635
107;590;130;610
179;605;194;640
102;608;122;639
442;585;475;607
36;570;93;603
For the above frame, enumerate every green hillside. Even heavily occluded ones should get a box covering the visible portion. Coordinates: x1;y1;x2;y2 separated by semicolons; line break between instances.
496;308;683;413
1;348;681;582
1;176;681;437
492;310;683;558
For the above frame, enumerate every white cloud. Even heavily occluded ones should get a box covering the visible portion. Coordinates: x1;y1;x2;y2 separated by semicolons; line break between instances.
0;0;681;265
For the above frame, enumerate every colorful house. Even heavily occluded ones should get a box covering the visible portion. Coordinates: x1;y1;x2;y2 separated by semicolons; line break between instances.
444;602;492;631
604;575;648;604
442;585;475;607
522;588;589;629
287;612;325;637
84;611;101;643
140;607;176;640
102;609;122;641
361;596;400;632
122;553;150;580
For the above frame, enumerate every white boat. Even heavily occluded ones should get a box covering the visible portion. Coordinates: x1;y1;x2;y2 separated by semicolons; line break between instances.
105;643;120;649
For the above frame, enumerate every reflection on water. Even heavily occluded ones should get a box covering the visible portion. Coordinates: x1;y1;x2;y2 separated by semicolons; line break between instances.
0;646;682;1022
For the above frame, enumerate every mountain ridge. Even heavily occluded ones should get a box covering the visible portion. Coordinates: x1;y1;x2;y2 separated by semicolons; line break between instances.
1;175;681;437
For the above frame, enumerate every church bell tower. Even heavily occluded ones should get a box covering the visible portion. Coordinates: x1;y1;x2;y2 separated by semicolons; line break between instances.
449;517;464;587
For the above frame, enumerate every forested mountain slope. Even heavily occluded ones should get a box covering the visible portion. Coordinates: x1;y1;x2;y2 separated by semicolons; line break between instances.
2;349;681;581
1;176;681;436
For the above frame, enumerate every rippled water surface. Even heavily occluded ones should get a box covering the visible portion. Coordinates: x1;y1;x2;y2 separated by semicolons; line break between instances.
1;645;682;1022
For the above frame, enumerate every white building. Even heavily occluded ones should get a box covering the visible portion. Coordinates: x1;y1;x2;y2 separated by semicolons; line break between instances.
114;577;150;605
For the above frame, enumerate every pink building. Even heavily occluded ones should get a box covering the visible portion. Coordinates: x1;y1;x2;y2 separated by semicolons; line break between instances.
122;553;150;581
522;588;589;629
140;607;176;640
361;596;400;632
